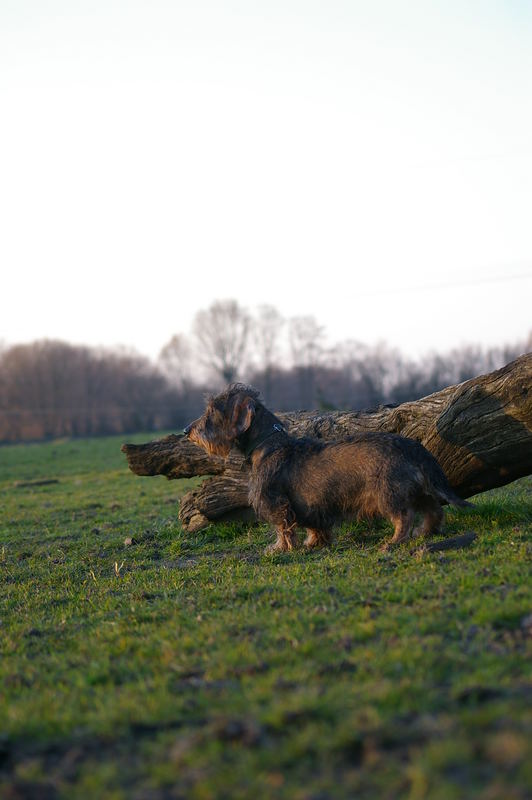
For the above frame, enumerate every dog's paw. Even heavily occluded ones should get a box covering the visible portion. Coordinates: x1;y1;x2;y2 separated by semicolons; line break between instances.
264;541;287;555
303;530;332;549
303;539;329;550
380;538;408;552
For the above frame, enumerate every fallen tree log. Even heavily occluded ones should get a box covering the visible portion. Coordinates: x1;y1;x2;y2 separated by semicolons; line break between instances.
122;353;532;532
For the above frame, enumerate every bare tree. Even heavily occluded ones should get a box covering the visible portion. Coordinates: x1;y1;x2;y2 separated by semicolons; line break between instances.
251;304;284;404
288;315;325;407
192;300;252;385
159;333;194;391
289;315;325;368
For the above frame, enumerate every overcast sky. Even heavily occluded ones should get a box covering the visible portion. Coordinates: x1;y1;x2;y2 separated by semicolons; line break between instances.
1;0;531;361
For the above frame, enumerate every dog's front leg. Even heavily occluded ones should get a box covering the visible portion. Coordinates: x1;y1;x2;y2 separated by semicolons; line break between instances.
303;528;333;549
263;501;298;554
265;525;296;553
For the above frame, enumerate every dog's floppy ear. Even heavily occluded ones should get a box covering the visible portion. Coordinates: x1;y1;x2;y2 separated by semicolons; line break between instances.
230;394;255;437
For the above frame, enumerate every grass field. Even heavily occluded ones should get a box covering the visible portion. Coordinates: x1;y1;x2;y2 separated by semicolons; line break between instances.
1;434;531;799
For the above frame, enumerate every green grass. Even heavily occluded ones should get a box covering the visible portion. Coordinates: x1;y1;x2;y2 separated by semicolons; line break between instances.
0;434;531;799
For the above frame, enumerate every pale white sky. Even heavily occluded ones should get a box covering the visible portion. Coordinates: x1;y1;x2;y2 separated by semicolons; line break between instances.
1;0;531;361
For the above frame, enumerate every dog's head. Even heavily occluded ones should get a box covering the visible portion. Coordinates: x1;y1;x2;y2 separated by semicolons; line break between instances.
184;384;259;457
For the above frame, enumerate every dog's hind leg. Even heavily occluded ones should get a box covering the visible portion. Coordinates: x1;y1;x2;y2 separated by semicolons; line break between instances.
414;500;444;538
303;528;333;549
384;508;415;549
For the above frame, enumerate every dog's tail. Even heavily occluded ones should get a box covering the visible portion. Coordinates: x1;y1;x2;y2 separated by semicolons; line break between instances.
420;456;473;508
436;487;473;509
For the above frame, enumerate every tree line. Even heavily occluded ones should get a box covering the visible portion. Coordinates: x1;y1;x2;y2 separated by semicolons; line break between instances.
1;300;530;443
0;341;196;444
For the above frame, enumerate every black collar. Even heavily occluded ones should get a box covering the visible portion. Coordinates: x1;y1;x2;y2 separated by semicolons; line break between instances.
241;423;286;460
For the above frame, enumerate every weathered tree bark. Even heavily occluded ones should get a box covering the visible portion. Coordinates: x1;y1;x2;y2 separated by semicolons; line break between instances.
122;354;532;532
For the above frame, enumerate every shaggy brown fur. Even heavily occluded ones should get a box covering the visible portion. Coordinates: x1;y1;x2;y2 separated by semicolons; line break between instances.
184;384;470;552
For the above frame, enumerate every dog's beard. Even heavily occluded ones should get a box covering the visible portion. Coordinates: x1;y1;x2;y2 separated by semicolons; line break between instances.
206;440;232;457
189;430;232;458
